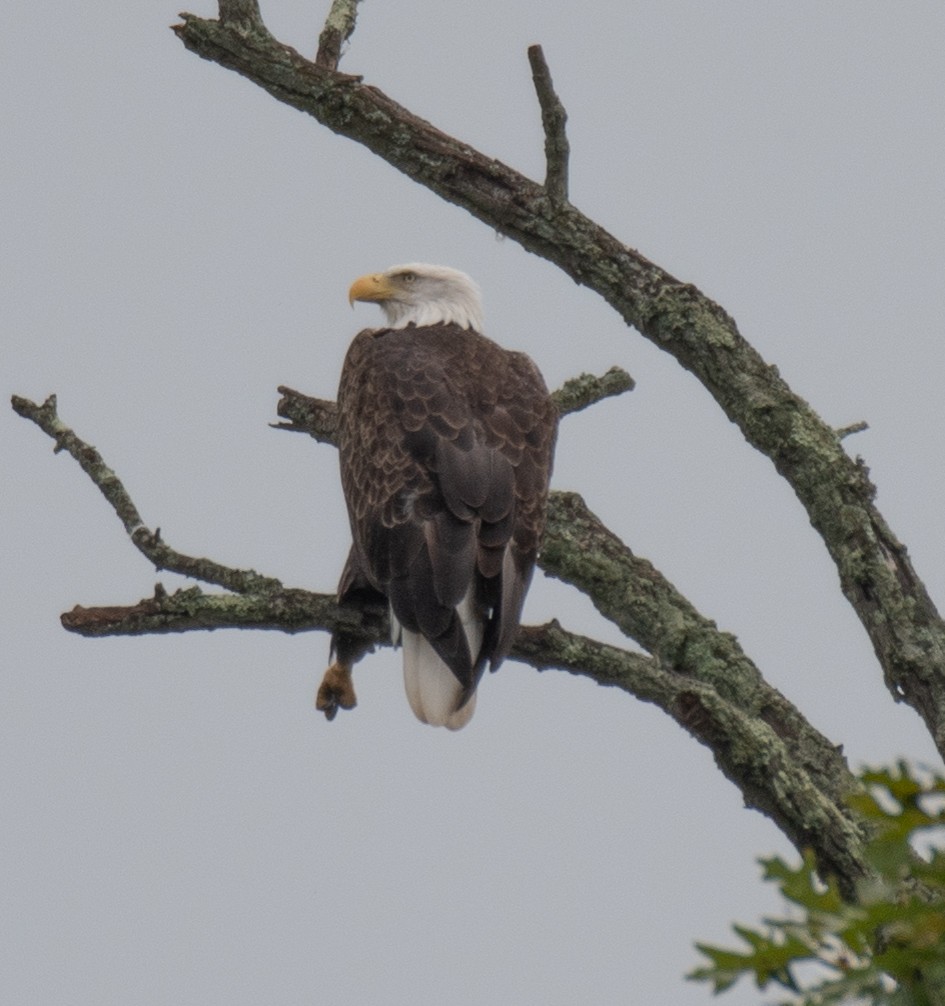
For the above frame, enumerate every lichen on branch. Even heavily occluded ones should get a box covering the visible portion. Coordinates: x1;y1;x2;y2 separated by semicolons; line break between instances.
172;2;945;760
13;382;870;892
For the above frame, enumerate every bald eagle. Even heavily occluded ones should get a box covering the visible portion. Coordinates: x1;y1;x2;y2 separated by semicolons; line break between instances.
317;264;557;729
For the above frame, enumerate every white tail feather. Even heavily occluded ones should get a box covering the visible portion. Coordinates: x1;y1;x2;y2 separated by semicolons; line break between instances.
401;592;483;730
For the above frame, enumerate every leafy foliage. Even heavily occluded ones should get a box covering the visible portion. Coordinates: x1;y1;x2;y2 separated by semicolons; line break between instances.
689;763;945;1005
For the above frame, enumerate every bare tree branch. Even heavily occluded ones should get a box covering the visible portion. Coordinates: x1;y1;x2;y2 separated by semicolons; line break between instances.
835;420;869;440
11;394;281;595
265;383;866;842
540;491;853;783
527;44;570;204
273;366;634;443
551;365;635;416
273;386;338;442
315;0;361;70
514;621;870;895
218;0;261;31
14;2;937;903
13;387;871;892
172;7;945;760
54;547;870;890
60;582;387;640
268;378;856;816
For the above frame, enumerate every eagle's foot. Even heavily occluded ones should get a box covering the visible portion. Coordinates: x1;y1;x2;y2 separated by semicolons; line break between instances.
316;661;357;721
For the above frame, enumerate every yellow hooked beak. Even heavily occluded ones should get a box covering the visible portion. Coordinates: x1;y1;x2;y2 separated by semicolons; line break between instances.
348;272;396;306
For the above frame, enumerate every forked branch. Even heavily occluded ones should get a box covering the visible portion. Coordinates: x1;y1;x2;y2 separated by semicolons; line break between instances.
173;3;945;760
13;0;933;898
13;387;869;893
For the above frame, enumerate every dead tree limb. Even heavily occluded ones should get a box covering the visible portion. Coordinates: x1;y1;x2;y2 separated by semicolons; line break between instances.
527;44;570;204
13;384;870;893
16;0;940;896
172;3;945;760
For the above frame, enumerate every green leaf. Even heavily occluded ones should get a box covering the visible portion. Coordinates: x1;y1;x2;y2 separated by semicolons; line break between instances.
689;926;813;993
691;762;945;1006
762;851;843;914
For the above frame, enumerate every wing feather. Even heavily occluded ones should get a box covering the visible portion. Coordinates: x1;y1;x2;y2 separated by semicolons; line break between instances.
336;323;557;711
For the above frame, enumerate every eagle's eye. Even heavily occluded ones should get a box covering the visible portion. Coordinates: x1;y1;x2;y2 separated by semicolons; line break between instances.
400;272;417;284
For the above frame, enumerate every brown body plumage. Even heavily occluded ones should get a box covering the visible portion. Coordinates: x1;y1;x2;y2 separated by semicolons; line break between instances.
325;265;557;729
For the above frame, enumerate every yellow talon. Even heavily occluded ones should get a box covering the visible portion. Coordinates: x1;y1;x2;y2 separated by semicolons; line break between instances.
316;661;358;721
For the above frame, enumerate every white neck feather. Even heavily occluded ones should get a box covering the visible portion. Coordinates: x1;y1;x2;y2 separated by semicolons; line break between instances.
382;298;483;332
380;263;484;332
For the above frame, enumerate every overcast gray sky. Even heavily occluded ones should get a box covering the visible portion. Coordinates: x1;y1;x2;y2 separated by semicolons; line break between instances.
4;2;944;1004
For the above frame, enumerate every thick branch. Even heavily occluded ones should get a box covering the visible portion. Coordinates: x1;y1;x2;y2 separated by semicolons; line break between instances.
527;44;569;204
514;622;870;894
266;378;878;824
228;383;867;852
270;383;872;880
173;11;945;758
55;564;871;892
541;491;858;794
61;583;387;640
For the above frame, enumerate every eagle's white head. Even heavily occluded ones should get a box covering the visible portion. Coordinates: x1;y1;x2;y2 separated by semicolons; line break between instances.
348;263;484;332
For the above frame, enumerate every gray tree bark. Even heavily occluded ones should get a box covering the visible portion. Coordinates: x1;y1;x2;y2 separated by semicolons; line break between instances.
14;0;945;900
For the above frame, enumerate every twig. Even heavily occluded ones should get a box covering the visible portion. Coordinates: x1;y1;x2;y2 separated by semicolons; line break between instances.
835;420;869;440
273;386;338;443
527;45;570;204
551;366;635;416
11;394;282;595
315;0;361;69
